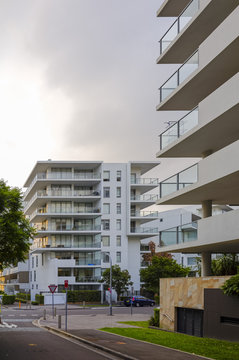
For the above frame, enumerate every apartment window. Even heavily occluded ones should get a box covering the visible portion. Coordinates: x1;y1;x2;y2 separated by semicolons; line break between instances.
32;257;34;268
102;236;110;247
116;236;121;247
32;284;34;289
116;251;121;263
34;271;36;282
36;284;38;290
116;170;121;182
30;272;32;282
103;187;110;198
103;203;110;214
187;257;197;266
116;219;121;231
116;187;121;198
103;252;110;263
102;219;110;231
116;203;121;214
103;171;110;181
36;256;38;267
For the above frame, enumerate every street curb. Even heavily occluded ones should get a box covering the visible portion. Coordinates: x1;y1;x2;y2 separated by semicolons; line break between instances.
34;318;137;360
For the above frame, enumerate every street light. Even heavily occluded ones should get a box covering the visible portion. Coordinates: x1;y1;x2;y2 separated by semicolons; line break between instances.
103;252;113;316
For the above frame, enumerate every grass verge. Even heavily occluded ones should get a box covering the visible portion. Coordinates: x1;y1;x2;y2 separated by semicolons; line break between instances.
101;322;239;360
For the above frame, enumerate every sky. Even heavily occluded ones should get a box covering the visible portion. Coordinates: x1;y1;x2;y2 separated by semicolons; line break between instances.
0;0;198;191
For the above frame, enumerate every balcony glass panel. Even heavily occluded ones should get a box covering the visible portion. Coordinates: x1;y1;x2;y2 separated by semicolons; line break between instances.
159;50;199;103
160;164;198;198
159;0;199;55
160;222;197;247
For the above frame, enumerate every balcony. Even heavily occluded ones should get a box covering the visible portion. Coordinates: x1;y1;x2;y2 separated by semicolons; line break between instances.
30;208;101;222
130;194;158;202
129;226;158;239
159;50;199;104
159;107;198;151
159;0;199;56
140;244;150;251
159;222;198;247
160;163;198;198
75;259;101;266
35;224;101;233
157;0;192;17
131;210;158;218
75;276;101;283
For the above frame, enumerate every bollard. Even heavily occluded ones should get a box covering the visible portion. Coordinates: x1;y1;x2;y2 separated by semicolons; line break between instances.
19;301;21;309
43;309;46;320
54;307;57;317
58;315;61;329
0;316;1;324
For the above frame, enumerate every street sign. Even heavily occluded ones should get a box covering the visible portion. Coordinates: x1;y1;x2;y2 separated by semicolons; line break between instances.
64;280;68;288
48;284;57;294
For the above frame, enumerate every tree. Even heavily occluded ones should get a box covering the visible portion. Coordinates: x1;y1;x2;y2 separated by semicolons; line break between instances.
211;254;239;276
140;255;190;295
221;274;239;297
100;265;133;301
142;241;172;263
0;180;35;270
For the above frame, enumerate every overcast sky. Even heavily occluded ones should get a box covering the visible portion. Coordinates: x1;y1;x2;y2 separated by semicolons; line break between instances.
0;0;197;190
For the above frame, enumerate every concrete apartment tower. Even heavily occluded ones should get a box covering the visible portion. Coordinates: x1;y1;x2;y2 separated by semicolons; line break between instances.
23;161;159;300
155;0;239;336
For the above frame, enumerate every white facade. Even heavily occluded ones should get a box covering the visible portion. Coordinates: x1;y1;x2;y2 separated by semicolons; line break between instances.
156;0;239;275
23;160;160;300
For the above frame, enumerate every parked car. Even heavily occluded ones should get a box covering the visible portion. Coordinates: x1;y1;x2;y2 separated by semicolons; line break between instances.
124;296;155;307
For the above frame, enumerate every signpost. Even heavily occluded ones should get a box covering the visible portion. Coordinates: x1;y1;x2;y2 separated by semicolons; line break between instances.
131;286;134;316
64;280;68;331
48;284;57;318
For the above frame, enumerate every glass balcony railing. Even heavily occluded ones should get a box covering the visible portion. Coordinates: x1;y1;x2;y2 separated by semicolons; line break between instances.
159;0;199;55
130;194;159;202
140;244;150;251
75;276;101;283
159;107;198;150
160;163;198;198
75;259;101;266
159;50;199;103
130;226;158;234
131;178;158;185
36;225;101;232
159;221;198;247
131;210;159;218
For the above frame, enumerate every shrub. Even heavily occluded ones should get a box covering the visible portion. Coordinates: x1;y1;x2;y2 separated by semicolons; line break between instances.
35;294;44;305
16;293;30;301
154;295;159;305
31;301;39;305
64;290;101;303
149;308;160;327
221;274;239;297
2;295;15;305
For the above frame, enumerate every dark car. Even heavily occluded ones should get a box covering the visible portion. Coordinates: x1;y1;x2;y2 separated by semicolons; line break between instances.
124;296;155;307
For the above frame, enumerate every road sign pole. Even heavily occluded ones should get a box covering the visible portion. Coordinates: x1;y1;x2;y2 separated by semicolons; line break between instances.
65;288;68;332
52;292;54;318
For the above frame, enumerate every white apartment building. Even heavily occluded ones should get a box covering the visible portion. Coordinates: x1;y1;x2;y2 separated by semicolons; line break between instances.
156;0;239;275
23;160;160;300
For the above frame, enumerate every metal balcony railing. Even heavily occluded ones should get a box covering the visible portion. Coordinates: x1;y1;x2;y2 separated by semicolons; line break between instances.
159;0;199;55
159;221;198;247
159;50;199;103
131;178;158;185
35;225;101;232
159;107;198;150
160;163;198;198
130;194;159;202
131;210;158;217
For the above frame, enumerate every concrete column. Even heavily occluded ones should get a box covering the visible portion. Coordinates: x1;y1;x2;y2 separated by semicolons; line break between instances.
201;252;212;277
201;200;212;218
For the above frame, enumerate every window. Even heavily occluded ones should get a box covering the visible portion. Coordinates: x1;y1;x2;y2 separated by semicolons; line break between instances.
103;187;110;198
102;219;110;230
102;236;110;247
116;251;121;263
116;170;121;182
36;284;38;289
102;253;110;263
116;219;121;231
116;187;121;198
103;171;110;181
160;218;163;222
32;257;34;268
187;257;197;266
103;203;110;214
34;271;36;282
116;236;121;247
36;256;38;267
30;272;32;282
116;203;121;214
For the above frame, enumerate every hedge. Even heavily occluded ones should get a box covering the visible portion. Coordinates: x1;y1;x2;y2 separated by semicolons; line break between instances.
2;295;15;305
16;293;30;303
65;290;101;303
35;294;44;305
149;308;160;327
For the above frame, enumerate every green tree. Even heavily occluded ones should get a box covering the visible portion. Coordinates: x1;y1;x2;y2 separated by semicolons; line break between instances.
0;180;35;270
221;274;239;297
140;255;190;294
211;254;239;276
100;265;133;301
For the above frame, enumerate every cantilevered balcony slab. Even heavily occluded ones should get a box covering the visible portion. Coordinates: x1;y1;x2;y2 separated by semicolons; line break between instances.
157;0;238;64
157;73;239;158
157;0;191;17
157;7;239;111
158;209;239;253
157;140;239;206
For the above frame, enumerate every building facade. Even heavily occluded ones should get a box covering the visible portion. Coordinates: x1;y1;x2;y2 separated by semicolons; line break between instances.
23;160;160;300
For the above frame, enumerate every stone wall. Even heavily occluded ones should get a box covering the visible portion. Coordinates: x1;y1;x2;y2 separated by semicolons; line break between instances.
160;276;230;331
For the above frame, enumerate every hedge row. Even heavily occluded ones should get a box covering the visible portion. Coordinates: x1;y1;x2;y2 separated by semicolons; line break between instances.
65;290;101;303
16;293;30;303
35;294;44;305
2;295;15;305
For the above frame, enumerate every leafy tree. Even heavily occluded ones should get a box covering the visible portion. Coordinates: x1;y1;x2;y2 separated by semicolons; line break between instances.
211;254;239;276
142;241;172;263
0;180;35;270
100;265;133;301
221;274;239;297
140;255;190;295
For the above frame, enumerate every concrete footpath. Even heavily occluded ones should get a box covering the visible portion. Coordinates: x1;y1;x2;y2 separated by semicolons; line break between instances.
36;310;211;360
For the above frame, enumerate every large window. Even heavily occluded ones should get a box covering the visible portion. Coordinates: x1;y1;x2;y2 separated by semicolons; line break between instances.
51;202;72;213
58;268;71;276
116;170;121;182
116;187;121;198
116;236;121;247
51;235;72;248
102;236;110;247
103;171;110;181
103;203;110;214
102;219;110;231
116;219;121;231
103;187;110;198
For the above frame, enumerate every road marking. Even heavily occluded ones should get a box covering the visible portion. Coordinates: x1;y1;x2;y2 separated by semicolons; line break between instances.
29;344;37;346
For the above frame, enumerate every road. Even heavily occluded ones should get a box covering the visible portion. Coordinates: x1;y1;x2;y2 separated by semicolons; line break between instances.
0;304;154;359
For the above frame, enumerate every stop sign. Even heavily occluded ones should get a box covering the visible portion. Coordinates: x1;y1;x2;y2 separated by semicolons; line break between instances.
64;280;68;288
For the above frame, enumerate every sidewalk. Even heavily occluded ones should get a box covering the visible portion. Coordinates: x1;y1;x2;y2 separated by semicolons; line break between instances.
38;312;210;360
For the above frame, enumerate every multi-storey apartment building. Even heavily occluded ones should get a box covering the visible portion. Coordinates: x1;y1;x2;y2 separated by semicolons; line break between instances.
23;161;159;300
155;0;239;337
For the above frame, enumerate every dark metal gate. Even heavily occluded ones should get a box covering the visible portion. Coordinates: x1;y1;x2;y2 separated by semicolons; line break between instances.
177;307;203;337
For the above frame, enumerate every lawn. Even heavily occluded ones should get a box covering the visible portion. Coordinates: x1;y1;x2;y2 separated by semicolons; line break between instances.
101;321;239;360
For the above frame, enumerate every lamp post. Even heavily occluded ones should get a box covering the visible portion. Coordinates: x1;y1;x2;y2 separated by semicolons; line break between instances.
103;252;113;316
